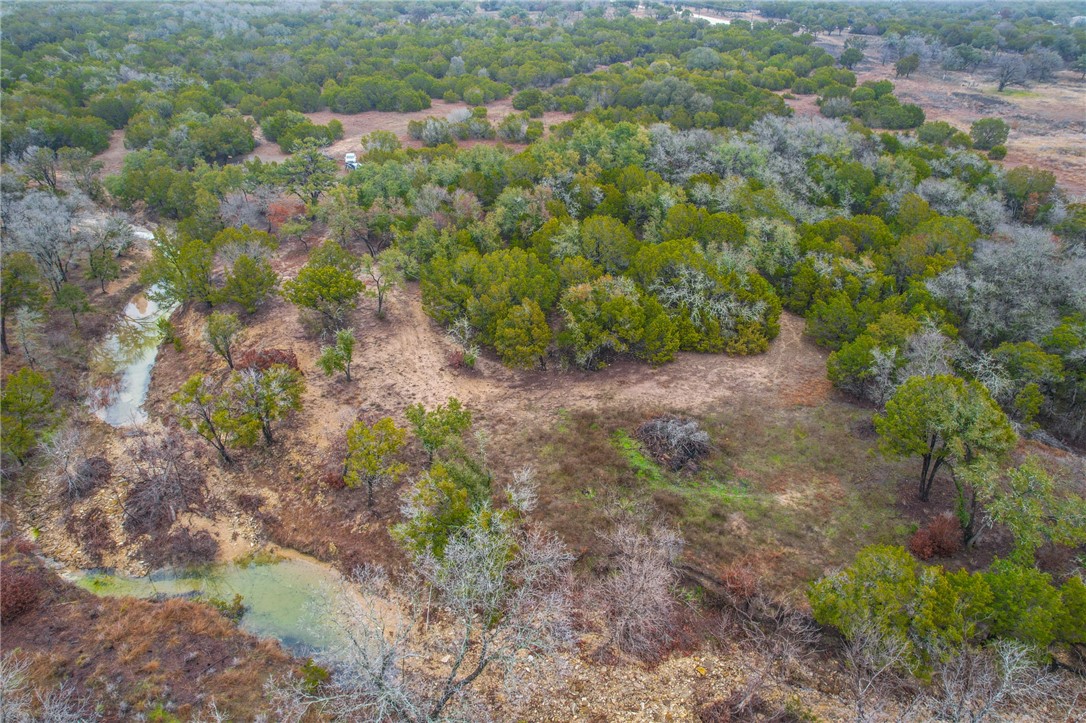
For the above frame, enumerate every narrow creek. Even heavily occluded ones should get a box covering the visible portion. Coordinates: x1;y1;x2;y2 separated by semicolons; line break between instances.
90;227;175;426
81;239;360;656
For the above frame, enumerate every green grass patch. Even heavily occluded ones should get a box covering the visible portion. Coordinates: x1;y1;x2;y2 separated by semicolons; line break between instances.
610;429;665;485
990;88;1039;98
233;549;283;568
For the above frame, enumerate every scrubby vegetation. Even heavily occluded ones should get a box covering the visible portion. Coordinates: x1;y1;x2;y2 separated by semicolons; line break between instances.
2;1;1084;720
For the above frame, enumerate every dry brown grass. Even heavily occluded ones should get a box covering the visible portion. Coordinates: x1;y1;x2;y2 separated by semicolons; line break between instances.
0;529;295;719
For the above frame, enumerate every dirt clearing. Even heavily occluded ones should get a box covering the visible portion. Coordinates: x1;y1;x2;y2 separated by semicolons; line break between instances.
247;100;575;165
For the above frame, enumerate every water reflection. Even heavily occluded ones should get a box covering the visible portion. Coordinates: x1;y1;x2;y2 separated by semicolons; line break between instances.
90;289;176;426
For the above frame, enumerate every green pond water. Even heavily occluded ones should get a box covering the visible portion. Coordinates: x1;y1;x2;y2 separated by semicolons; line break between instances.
71;556;354;653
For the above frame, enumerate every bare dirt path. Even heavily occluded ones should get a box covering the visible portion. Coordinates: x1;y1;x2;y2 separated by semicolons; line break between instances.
338;284;829;433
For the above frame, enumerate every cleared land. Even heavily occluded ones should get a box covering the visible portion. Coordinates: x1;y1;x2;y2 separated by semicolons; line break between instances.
97;99;575;176
797;34;1086;195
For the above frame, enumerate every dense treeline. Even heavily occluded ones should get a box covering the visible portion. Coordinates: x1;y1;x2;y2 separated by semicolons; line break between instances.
3;0;871;162
756;0;1086;59
83;102;1082;442
702;0;1086;85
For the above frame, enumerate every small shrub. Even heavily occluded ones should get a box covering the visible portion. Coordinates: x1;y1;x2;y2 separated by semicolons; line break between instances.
300;658;330;694
988;145;1007;160
718;561;759;605
447;347;476;369
1034;542;1076;576
635;415;711;471
908;513;962;560
207;593;246;623
156;318;183;351
321;470;345;489
0;560;45;622
235;347;300;372
73;456;111;498
66;506;116;565
234;493;265;513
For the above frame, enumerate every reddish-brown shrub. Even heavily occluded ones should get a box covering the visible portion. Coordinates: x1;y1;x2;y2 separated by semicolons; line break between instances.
236;348;300;372
447;348;467;369
1035;543;1076;576
1;561;45;622
66;507;117;566
909;513;962;560
321;471;345;490
266;201;306;230
718;562;759;605
234;493;265;514
143;527;220;569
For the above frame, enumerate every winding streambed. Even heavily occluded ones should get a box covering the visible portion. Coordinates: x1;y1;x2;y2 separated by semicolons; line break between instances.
81;259;362;656
90;226;174;426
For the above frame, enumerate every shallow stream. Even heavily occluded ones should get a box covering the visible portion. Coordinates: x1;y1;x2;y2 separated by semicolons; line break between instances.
90;287;175;426
80;226;359;656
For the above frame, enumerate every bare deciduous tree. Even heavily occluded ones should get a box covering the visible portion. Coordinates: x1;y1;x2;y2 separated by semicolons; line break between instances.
1;654;98;722
57;148;104;199
840;618;913;723
991;53;1028;92
269;503;573;722
12;309;46;370
597;523;682;658
1024;45;1063;83
42;424;85;499
6;190;88;291
221;185;277;232
926;640;1055;723
726;588;821;717
929;226;1086;348
123;431;207;536
13;147;58;192
902;322;959;380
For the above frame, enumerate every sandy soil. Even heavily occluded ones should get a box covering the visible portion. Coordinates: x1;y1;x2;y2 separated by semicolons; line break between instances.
146;279;828;458
790;35;1086;196
97;128;128;176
